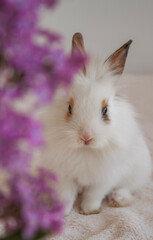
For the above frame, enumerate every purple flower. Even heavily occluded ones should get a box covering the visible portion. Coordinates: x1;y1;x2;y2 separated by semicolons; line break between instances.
0;170;64;238
0;0;87;239
0;105;43;172
0;139;30;172
0;0;87;173
0;107;43;145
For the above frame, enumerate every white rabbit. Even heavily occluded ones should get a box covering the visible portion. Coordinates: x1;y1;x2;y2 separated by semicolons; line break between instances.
34;33;152;215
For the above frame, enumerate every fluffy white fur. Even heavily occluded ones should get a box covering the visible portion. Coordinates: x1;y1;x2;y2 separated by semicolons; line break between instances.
33;59;152;215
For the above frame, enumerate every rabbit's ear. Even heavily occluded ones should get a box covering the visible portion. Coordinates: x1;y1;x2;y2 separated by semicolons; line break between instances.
72;32;86;75
104;40;132;75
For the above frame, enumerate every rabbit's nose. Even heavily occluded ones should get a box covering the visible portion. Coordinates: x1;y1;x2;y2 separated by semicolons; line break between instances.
80;133;94;145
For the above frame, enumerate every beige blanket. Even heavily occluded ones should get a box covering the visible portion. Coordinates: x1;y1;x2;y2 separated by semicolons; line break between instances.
51;75;153;240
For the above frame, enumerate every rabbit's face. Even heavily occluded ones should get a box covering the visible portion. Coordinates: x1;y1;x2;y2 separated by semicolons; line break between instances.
63;76;116;149
50;33;132;151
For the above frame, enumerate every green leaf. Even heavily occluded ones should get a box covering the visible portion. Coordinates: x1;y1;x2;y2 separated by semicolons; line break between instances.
0;230;49;240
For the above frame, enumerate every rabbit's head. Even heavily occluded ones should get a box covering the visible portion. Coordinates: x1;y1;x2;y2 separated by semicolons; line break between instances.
51;33;132;150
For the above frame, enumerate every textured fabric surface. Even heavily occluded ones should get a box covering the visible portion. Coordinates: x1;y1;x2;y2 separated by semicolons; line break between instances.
51;75;153;240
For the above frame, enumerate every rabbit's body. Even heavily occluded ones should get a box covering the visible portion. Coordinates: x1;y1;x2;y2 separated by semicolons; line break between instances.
34;34;152;214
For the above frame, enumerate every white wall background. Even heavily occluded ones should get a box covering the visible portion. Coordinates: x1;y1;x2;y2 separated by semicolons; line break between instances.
41;0;153;74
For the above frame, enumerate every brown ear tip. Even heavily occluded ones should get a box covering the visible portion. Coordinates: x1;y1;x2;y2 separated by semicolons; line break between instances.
128;39;133;45
72;32;83;40
124;39;133;49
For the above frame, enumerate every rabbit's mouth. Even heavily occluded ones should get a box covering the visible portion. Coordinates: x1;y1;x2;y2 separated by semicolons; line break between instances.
77;128;96;147
80;137;95;146
77;138;98;149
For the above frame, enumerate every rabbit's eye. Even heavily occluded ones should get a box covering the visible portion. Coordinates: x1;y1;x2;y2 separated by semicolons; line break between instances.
102;106;109;121
68;105;72;114
101;100;109;121
65;97;74;121
102;106;107;115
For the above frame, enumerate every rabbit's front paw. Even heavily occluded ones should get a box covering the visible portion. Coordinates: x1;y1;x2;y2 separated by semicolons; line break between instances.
64;203;73;216
108;188;134;207
80;199;101;215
